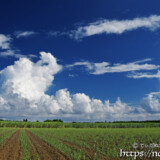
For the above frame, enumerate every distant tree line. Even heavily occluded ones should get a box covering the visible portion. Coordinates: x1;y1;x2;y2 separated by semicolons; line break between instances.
0;120;160;128
1;119;160;124
113;120;160;123
44;119;63;122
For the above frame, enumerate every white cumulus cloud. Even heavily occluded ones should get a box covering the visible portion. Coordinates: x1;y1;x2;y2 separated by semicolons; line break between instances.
140;92;160;113
0;52;62;101
0;52;160;121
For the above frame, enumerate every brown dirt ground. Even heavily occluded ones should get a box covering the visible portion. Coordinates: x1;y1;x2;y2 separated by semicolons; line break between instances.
0;130;13;137
25;130;72;160
0;129;22;160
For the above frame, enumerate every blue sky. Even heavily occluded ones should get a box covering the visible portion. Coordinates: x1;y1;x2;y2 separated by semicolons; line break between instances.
1;0;160;121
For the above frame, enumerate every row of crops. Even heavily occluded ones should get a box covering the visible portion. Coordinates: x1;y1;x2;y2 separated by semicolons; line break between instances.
0;128;17;145
1;121;160;128
1;128;160;159
29;128;160;159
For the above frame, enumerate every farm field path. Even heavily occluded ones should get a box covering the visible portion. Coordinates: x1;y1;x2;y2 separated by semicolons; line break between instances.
26;130;72;160
0;129;22;160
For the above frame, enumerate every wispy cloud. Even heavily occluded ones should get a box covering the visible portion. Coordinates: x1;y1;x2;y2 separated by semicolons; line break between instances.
14;31;37;38
0;50;37;59
67;58;159;75
67;61;94;70
47;31;60;37
0;50;22;58
69;15;160;39
92;59;159;75
47;31;69;38
128;70;160;79
0;34;11;49
68;74;78;78
0;33;37;59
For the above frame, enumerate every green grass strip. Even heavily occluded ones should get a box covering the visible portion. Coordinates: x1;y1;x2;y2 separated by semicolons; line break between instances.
21;129;30;160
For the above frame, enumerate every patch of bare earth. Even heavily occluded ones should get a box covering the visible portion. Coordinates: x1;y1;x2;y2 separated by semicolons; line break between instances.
0;129;22;160
25;130;72;160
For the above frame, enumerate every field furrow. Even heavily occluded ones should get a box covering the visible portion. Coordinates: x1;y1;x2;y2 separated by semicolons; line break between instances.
26;130;71;160
0;127;159;160
0;129;22;160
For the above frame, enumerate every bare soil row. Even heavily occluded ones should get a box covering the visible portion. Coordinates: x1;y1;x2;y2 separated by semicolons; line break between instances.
0;129;22;160
26;130;71;160
0;129;71;160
